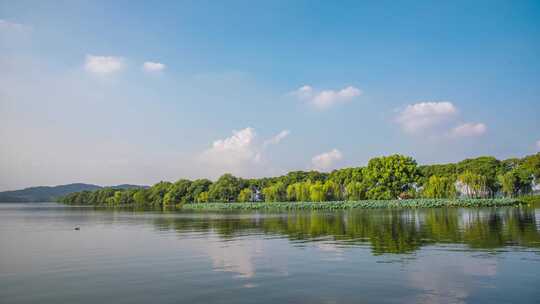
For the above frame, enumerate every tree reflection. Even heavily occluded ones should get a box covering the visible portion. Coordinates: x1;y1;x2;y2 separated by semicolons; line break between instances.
150;207;540;254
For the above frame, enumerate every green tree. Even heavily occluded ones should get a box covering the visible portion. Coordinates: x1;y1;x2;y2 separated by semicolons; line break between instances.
262;182;286;202
309;182;325;202
299;181;312;202
498;171;518;197
148;181;173;206
163;179;192;206
345;181;366;201
59;152;540;206
457;156;501;193
323;180;341;201
133;189;149;205
418;163;457;186
520;153;540;179
238;188;253;202
208;174;244;202
328;167;363;186
187;179;212;203
364;155;419;199
286;183;299;201
96;188;116;205
457;171;488;198
196;191;209;203
422;176;456;198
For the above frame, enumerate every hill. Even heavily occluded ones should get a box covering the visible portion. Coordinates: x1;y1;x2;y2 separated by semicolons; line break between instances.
0;183;147;203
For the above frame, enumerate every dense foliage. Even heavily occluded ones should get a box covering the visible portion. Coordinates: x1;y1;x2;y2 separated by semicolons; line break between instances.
60;153;540;207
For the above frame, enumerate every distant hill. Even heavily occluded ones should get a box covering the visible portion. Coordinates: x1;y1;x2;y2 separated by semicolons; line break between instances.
0;183;148;203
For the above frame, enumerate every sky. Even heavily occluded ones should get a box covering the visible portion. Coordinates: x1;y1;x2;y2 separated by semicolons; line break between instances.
1;0;539;190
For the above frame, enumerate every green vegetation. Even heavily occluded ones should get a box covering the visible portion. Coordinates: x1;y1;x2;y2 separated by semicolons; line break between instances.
422;176;456;198
60;153;540;208
519;194;540;205
181;198;520;210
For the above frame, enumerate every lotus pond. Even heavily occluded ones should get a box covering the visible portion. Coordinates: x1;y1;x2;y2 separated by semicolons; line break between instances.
181;198;521;210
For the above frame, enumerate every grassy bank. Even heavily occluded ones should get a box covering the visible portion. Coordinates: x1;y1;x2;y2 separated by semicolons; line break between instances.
180;198;522;211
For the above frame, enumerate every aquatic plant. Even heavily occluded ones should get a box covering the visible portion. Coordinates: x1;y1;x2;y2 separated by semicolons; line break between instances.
180;198;521;211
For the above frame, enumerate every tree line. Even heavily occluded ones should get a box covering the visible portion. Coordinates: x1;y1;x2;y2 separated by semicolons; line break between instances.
60;153;540;206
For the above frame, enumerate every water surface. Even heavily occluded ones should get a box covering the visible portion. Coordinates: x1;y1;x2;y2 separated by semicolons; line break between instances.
1;203;539;303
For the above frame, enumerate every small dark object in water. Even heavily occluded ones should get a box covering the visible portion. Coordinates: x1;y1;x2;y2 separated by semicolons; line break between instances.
74;227;80;230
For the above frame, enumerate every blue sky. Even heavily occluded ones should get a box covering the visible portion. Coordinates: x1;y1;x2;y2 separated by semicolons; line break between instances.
1;0;539;190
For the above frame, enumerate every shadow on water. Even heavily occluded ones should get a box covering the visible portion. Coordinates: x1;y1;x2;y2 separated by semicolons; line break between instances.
146;206;540;255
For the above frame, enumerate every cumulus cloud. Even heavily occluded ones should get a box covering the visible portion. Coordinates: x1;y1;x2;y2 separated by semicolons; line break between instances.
312;86;361;109
200;128;289;176
142;61;165;72
0;19;30;32
263;130;290;147
203;127;260;165
311;149;342;171
84;55;124;75
395;101;488;139
396;101;457;133
450;122;487;137
291;85;361;109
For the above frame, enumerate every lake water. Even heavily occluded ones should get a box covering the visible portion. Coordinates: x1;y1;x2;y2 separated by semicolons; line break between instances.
1;203;539;303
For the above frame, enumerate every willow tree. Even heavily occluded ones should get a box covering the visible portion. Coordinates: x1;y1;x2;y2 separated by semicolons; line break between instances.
323;180;342;201
196;191;209;203
237;188;253;202
286;183;299;201
457;171;488;198
309;182;325;202
345;181;366;201
422;176;456;198
297;181;311;202
498;171;518;197
262;181;286;202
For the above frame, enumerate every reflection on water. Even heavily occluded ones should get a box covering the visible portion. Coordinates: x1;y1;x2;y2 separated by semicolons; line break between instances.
0;203;539;304
151;207;540;254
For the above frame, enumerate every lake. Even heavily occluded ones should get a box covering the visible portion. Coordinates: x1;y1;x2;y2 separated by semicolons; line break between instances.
1;203;539;303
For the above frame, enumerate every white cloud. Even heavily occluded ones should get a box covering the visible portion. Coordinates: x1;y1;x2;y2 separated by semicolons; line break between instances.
292;85;361;109
407;253;497;304
200;128;289;175
0;19;30;32
204;127;260;164
292;85;314;99
84;55;124;75
450;122;487;137
263;130;290;147
396;101;489;139
311;149;342;171
396;101;457;133
1;56;297;190
535;140;540;151
142;61;165;72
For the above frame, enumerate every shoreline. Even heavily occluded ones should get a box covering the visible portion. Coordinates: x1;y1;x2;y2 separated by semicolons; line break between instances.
57;198;528;210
